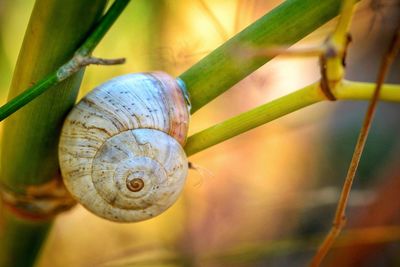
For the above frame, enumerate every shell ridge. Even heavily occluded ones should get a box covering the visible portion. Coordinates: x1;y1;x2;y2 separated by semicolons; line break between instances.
59;73;189;222
147;73;173;136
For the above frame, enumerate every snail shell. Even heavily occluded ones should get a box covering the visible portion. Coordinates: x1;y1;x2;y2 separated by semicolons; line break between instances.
58;72;190;222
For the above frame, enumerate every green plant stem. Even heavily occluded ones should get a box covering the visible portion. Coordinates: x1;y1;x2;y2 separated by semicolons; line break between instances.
75;0;130;56
179;0;344;113
0;0;130;122
0;74;58;121
0;1;109;266
0;211;51;267
184;81;400;156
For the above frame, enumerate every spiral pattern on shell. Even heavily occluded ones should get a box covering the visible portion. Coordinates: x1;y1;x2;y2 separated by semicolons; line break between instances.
58;72;190;222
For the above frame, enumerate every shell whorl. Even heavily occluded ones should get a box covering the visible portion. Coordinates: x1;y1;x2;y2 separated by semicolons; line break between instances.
58;72;190;222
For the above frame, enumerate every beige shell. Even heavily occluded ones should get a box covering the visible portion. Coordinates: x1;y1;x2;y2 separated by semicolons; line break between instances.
58;72;190;222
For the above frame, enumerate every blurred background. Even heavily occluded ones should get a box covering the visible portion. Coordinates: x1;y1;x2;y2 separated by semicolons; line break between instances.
0;0;400;266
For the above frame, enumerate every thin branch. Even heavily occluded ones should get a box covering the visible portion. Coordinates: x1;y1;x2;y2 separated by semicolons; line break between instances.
334;80;400;101
56;56;125;81
184;82;321;156
75;0;129;56
184;81;400;156
180;0;346;113
0;0;130;122
310;26;400;267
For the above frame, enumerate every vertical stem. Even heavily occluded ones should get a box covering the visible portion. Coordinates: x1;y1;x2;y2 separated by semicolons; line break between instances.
310;27;400;267
0;1;107;266
0;212;50;267
331;0;357;45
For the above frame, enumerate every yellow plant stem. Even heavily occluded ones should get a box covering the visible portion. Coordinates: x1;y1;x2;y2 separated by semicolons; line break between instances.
310;27;400;267
335;80;400;101
185;80;400;156
324;0;357;90
181;0;345;113
331;0;357;45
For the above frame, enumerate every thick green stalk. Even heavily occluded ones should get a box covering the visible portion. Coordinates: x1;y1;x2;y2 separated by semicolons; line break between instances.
179;0;343;113
185;81;400;156
0;74;58;121
0;0;130;122
0;1;107;266
0;212;50;267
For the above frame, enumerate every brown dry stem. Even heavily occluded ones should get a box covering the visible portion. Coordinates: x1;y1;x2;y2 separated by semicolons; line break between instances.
310;26;400;267
56;55;125;81
0;177;76;221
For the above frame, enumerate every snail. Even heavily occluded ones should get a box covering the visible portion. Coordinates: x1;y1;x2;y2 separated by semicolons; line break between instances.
58;72;190;222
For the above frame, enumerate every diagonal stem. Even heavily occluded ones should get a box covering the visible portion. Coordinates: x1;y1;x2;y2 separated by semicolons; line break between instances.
0;0;130;122
310;26;400;267
180;0;346;113
184;81;400;157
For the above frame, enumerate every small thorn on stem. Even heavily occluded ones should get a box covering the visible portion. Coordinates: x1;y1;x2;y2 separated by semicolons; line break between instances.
57;55;126;81
80;56;126;66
